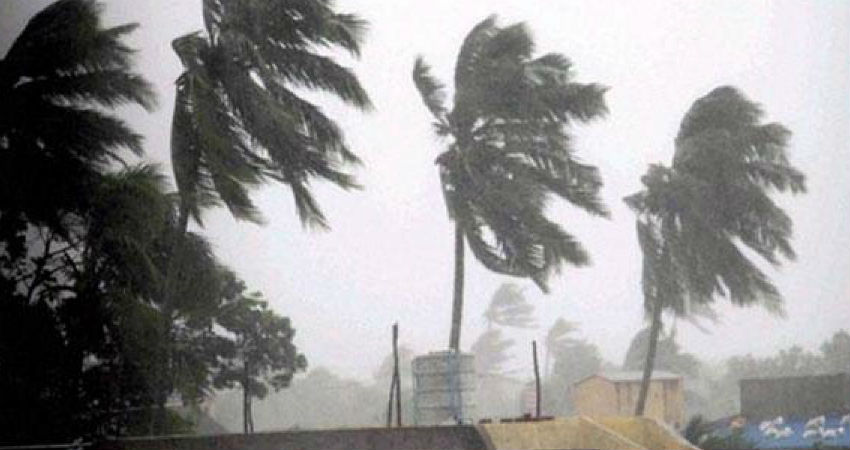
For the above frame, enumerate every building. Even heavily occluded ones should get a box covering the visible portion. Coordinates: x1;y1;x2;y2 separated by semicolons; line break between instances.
739;372;850;419
701;373;850;449
573;371;685;427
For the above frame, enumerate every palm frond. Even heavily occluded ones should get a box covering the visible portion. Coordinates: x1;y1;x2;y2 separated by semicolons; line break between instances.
412;56;447;119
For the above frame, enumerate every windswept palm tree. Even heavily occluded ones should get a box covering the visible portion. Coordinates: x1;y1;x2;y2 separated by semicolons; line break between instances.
544;317;578;379
625;86;806;415
412;16;608;351
0;0;156;232
158;1;371;431
170;0;372;231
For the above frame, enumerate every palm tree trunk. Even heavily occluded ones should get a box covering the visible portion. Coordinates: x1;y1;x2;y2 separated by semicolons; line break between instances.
635;296;663;415
448;224;465;352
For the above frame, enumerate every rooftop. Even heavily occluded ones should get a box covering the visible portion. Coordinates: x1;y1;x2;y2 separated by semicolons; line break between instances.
575;370;682;385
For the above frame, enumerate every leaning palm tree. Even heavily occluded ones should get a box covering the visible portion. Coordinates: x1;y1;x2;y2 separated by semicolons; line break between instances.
170;0;372;231
412;16;608;351
0;0;156;231
625;86;806;415
157;0;371;431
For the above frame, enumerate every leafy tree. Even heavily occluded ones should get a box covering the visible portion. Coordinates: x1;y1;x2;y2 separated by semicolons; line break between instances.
543;335;602;415
820;329;850;374
484;283;537;329
412;16;608;351
215;289;307;433
625;86;806;415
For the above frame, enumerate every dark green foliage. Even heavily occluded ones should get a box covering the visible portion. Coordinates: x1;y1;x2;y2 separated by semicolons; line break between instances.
625;87;806;414
413;17;609;288
413;15;608;350
214;288;307;433
0;0;155;236
170;0;372;228
684;415;756;450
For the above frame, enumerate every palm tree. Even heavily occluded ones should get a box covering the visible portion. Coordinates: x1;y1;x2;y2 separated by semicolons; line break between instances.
483;283;537;329
158;2;371;429
169;0;372;231
0;0;156;232
412;16;608;352
625;86;806;415
544;317;578;379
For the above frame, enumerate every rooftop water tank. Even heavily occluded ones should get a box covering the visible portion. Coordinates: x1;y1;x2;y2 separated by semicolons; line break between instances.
412;351;476;425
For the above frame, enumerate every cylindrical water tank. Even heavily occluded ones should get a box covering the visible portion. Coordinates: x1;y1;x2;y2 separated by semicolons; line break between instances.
412;351;476;425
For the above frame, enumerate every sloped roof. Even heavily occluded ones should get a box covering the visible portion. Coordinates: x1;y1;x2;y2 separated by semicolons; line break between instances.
575;371;682;386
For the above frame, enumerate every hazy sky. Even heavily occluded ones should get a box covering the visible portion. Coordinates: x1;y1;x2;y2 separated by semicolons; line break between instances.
2;1;849;381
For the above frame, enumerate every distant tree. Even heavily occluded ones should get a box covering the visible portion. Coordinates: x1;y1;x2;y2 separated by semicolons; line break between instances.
484;283;537;329
820;329;850;374
412;16;608;351
470;329;515;376
625;87;806;415
544;318;578;379
622;327;701;377
543;335;602;415
215;290;307;433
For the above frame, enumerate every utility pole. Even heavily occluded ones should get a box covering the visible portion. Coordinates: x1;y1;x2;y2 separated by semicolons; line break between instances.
532;340;541;418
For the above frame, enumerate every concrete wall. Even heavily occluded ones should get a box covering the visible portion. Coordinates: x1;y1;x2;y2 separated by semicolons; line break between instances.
593;416;699;450
94;425;489;450
574;376;618;417
740;373;850;419
574;376;685;427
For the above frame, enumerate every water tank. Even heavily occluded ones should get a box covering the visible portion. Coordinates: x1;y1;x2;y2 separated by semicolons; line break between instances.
412;351;476;425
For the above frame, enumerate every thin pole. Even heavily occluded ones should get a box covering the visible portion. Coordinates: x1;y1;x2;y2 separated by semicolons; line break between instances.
532;340;541;418
393;323;402;426
386;323;398;427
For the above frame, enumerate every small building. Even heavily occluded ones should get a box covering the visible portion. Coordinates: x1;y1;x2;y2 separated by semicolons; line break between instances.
739;372;850;419
573;371;684;427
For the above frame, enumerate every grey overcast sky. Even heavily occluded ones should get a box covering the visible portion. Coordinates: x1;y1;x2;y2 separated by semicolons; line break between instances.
2;1;849;380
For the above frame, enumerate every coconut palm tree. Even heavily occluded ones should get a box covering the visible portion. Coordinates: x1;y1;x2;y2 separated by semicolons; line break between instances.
0;0;156;232
169;0;372;231
625;86;806;415
158;2;372;428
412;16;608;351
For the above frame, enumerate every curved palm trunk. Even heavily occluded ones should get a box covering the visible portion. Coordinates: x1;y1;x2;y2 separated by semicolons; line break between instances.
448;224;465;352
635;296;663;415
